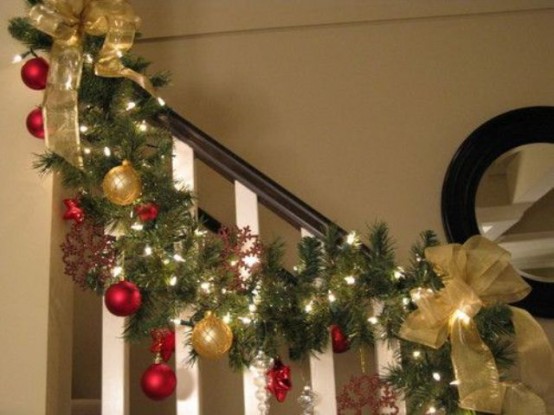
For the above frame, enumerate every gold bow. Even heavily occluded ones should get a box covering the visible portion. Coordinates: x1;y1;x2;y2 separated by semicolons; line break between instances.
28;0;156;167
399;235;554;414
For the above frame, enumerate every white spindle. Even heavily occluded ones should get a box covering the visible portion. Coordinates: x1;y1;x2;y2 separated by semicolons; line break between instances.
301;228;338;415
173;139;201;415
101;306;129;415
372;300;407;415
234;181;260;415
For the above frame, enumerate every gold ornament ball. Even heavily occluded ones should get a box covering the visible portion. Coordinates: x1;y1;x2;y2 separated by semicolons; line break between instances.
102;160;142;206
191;312;233;360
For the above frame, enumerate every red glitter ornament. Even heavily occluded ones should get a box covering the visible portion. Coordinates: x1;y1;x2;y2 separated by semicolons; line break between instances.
135;202;159;222
21;57;49;90
150;329;175;362
26;107;44;139
336;374;399;415
330;324;350;354
62;198;85;224
266;357;292;403
219;226;264;290
61;222;116;289
141;362;177;401
104;280;142;317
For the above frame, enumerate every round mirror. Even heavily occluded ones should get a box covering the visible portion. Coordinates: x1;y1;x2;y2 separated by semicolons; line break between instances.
442;107;554;317
476;143;554;282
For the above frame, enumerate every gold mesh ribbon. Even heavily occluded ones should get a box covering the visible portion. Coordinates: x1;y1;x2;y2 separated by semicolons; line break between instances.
28;0;156;167
399;235;554;414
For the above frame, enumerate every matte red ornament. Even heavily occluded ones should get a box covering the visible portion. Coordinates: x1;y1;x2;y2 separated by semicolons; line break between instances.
62;198;85;224
104;280;142;317
26;107;45;139
135;202;159;222
266;358;292;403
141;363;177;401
330;324;350;354
150;329;175;362
21;57;49;90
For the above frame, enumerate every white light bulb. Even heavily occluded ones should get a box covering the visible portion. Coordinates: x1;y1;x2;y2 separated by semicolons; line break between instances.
402;297;411;306
131;223;144;231
345;231;359;245
157;97;166;106
169;276;177;286
138;121;148;132
112;266;123;277
200;282;211;293
83;147;92;155
304;301;313;313
393;266;405;280
427;406;437;414
103;147;111;157
173;254;185;262
144;245;153;256
84;54;93;64
367;316;378;325
344;275;356;285
12;54;23;64
223;313;232;324
328;292;336;303
125;101;136;111
79;125;88;133
240;316;252;325
412;350;422;359
432;372;441;381
248;304;257;312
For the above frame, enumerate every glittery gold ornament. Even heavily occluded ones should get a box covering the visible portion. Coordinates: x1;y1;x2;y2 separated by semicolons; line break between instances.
191;312;233;359
102;160;141;206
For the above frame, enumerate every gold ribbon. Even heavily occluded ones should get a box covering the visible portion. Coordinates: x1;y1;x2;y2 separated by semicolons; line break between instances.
28;0;156;167
399;235;554;414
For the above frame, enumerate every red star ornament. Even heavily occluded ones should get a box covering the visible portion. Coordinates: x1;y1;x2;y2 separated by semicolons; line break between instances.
135;202;159;222
266;358;292;402
150;329;176;362
63;199;85;224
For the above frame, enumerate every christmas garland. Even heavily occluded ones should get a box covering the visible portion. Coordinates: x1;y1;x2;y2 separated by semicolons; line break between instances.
9;1;554;413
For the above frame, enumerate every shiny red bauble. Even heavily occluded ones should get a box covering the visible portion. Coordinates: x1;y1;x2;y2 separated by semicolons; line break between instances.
26;107;45;139
330;324;350;354
141;363;177;400
21;57;49;90
104;280;142;317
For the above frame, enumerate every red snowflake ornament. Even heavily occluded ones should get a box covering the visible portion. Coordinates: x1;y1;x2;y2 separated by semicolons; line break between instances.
337;374;399;415
219;226;264;290
61;222;117;289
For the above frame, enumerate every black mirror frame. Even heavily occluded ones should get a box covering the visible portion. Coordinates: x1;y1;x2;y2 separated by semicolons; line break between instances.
442;106;554;318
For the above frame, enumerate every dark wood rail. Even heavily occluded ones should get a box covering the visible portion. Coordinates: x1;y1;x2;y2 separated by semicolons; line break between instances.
155;109;343;240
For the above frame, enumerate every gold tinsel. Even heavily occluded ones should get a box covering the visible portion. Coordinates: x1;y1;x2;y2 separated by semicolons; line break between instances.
191;312;233;360
102;160;141;206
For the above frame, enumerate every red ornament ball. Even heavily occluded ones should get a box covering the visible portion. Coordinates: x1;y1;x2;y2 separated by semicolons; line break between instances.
26;107;45;139
141;363;177;400
104;280;142;317
21;57;49;90
330;324;350;354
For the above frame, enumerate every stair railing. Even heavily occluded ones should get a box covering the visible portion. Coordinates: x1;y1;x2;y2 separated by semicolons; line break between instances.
100;108;406;415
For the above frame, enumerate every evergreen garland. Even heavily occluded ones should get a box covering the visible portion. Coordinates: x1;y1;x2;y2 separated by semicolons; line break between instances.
9;2;523;413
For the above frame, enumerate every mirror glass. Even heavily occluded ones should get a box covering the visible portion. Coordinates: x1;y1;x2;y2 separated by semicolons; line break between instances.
475;143;554;282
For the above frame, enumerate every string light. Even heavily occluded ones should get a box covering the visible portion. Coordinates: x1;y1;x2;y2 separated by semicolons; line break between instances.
111;266;123;278
200;282;211;293
432;372;441;381
345;231;360;246
131;223;144;231
79;125;88;133
393;266;405;280
157;97;166;106
144;245;153;256
328;291;337;303
138;121;148;132
173;254;185;262
240;316;252;325
84;53;93;64
304;301;314;313
412;350;422;359
103;146;111;157
248;304;257;312
168;276;177;286
222;313;232;324
427;406;437;414
125;101;137;111
83;147;92;155
453;309;471;325
402;297;411;306
367;316;378;325
12;54;23;63
344;275;356;285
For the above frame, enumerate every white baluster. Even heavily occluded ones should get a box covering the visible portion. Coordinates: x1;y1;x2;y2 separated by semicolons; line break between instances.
173;139;201;415
101;306;129;415
301;228;338;415
235;181;260;415
372;300;407;415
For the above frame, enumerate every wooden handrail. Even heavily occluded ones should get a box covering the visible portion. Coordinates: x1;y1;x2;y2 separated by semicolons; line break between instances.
155;109;343;240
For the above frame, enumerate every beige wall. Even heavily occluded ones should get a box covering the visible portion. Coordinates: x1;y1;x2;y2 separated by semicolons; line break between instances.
0;1;57;414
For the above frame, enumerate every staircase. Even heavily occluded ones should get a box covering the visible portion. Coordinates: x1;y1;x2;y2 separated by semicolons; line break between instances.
93;109;405;415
